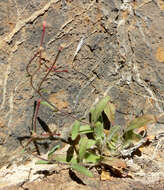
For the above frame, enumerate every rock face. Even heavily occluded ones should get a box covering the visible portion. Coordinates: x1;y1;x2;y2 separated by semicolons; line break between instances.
0;0;164;189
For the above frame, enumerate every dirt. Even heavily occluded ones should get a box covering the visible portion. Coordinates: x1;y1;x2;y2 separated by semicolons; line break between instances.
0;0;164;189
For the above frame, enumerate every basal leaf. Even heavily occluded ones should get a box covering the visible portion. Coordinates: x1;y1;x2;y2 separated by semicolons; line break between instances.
79;125;93;134
90;96;110;123
35;160;51;164
71;164;93;177
79;136;88;162
71;120;80;140
53;154;77;164
123;131;142;148
87;139;96;149
108;125;121;142
48;144;60;158
40;89;50;93
70;157;78;164
84;152;101;163
51;154;68;163
125;115;156;132
40;101;55;110
105;145;120;157
104;102;116;125
94;121;104;140
107;140;117;150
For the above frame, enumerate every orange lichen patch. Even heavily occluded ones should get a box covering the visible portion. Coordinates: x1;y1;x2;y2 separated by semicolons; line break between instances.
138;146;145;152
158;0;164;11
155;47;164;62
104;129;109;136
146;135;155;141
137;125;147;134
101;170;112;181
49;90;69;110
8;22;15;31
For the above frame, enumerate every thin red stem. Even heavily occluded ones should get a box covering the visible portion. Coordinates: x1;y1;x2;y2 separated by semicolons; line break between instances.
37;47;63;92
45;65;68;73
40;21;46;47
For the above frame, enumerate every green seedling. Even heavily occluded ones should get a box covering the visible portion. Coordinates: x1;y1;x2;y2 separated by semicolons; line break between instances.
35;96;156;178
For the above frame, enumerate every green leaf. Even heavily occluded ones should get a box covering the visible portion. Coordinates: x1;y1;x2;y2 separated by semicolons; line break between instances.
104;101;116;125
123;115;156;148
108;125;121;142
107;140;117;150
53;154;77;164
87;139;96;149
84;152;101;163
79;136;88;162
94;121;104;140
106;126;122;155
48;144;60;158
79;125;93;134
35;160;51;164
71;120;80;140
125;115;156;132
90;96;110;123
104;145;120;156
40;88;50;93
71;158;78;164
71;164;93;177
40;101;55;110
52;155;68;163
123;131;142;148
